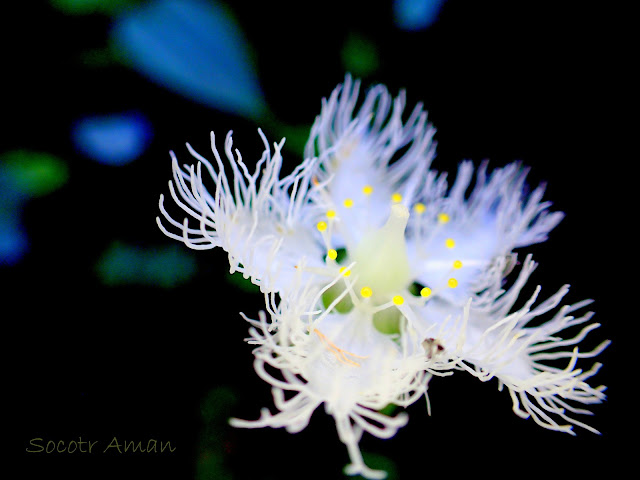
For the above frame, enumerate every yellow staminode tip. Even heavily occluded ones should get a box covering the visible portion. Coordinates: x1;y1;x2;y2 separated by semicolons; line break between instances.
317;221;328;232
362;185;373;196
360;286;373;298
453;260;463;269
391;193;403;203
448;278;458;288
445;238;455;249
327;249;338;260
438;213;450;224
413;203;426;214
343;198;354;208
392;295;404;305
339;267;351;277
420;287;432;297
326;210;336;219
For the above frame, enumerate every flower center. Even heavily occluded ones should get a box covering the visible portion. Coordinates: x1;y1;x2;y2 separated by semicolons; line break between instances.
352;203;411;298
321;204;413;334
316;191;465;335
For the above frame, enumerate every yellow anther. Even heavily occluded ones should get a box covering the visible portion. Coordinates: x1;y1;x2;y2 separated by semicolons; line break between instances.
317;221;328;232
391;193;403;203
327;249;338;260
448;278;458;288
438;213;450;224
392;295;404;305
360;287;373;298
362;185;373;196
453;260;463;269
445;238;456;249
339;267;351;277
326;210;336;219
420;287;432;298
343;198;354;208
413;203;426;214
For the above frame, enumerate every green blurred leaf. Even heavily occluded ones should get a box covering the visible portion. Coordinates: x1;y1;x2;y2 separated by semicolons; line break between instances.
226;271;260;294
95;242;197;288
1;150;68;197
200;386;237;424
341;32;380;78
50;0;140;16
346;452;398;480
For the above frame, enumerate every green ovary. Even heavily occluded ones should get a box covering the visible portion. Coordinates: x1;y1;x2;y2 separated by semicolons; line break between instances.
322;282;354;313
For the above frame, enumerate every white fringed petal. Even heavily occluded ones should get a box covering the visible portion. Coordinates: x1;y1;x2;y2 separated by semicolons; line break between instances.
157;129;325;293
230;277;429;479
408;161;565;305
419;255;610;434
305;75;437;249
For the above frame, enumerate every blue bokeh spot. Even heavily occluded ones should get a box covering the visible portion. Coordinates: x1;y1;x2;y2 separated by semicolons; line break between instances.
72;111;153;166
0;214;28;266
393;0;446;31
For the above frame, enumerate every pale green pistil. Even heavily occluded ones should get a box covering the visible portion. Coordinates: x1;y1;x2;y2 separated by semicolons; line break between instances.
322;204;412;334
353;203;411;297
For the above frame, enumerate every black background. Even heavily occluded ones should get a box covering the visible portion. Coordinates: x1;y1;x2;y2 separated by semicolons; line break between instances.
5;1;625;478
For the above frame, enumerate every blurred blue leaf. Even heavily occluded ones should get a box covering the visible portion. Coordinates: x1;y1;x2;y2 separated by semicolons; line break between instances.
110;0;266;119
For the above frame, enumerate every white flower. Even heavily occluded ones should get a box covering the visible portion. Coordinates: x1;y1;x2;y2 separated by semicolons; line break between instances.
157;75;609;479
